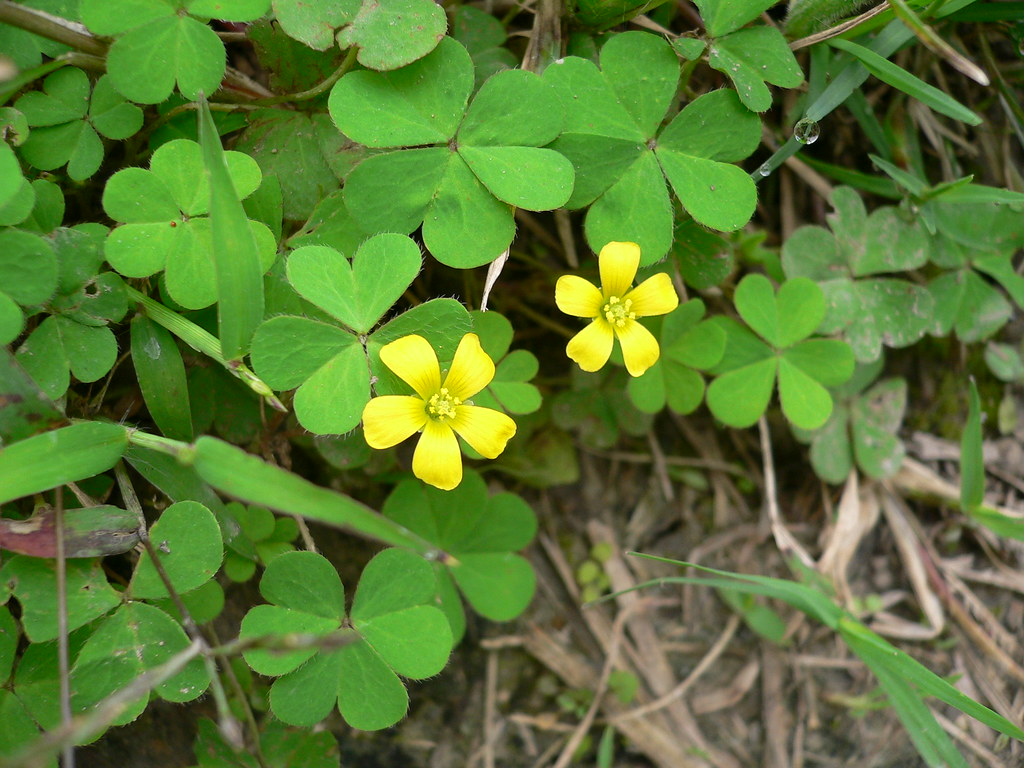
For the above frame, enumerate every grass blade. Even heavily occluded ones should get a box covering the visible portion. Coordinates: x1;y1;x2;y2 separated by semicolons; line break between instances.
130;315;193;441
839;617;1024;741
0;422;128;504
197;93;264;362
190;436;438;555
960;378;984;511
829;38;983;125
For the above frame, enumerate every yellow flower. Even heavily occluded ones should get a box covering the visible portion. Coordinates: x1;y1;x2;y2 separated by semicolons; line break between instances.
362;333;516;491
555;241;679;377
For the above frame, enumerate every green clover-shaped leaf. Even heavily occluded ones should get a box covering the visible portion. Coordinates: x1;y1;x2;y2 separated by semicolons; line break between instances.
793;358;908;483
330;37;574;267
72;602;210;722
192;717;340;768
16;69;143;180
287;235;421;334
927;267;1012;343
272;0;442;69
130;501;223;599
545;31;761;264
251;235;470;434
336;0;446;71
15;315;118;400
782;187;934;362
13;226;127;399
627;298;726;415
707;274;855;430
382;470;537;643
692;0;778;37
470;310;542;415
0;228;57;345
49;226;128;327
671;219;734;290
451;6;517;88
270;0;358;50
0;691;42;763
102;138;274;309
696;0;797;100
222;502;298;582
0;141;25;211
0;177;36;228
707;26;803;113
235;110;349;222
240;549;452;730
80;0;271;103
0;556;120;642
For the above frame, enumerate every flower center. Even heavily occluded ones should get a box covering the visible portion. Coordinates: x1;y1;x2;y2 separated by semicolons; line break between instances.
603;295;635;328
427;387;461;421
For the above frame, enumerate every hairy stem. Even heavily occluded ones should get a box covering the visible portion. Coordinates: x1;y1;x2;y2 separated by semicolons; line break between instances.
0;1;107;57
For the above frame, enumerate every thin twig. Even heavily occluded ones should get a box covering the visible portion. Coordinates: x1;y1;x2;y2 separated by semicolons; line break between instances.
790;2;892;51
758;416;816;571
484;648;499;768
610;614;740;724
0;0;107;57
114;464;255;760
54;489;74;768
550;606;632;768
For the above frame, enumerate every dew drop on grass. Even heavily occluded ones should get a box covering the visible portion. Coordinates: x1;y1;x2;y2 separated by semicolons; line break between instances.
758;162;772;177
794;118;820;145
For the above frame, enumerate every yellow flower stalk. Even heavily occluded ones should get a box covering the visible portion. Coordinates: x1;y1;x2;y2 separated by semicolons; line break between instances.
555;241;679;377
362;333;516;491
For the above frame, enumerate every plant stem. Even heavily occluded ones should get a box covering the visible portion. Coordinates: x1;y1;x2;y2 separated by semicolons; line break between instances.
0;1;107;57
249;45;358;107
125;286;286;412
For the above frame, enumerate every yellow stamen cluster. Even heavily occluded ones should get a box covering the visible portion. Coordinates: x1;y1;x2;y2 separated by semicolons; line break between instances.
427;388;461;421
603;296;635;328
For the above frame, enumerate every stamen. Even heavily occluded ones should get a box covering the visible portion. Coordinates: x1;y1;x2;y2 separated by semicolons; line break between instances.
602;296;636;328
426;387;462;421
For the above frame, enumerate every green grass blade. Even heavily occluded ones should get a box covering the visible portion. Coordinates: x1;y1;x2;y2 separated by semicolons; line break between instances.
960;379;984;511
621;555;1024;748
968;505;1024;541
197;93;264;362
869;154;929;196
130;315;193;441
829;38;983;125
190;436;438;555
840;616;1024;742
623;554;845;628
0;422;128;504
126;286;284;412
861;645;969;768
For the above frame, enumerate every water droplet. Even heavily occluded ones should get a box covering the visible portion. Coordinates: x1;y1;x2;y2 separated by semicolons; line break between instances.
794;118;820;145
758;162;772;177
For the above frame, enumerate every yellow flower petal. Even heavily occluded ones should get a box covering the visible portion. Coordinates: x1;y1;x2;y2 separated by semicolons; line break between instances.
624;272;678;317
442;333;494;400
566;319;614;372
379;335;441;400
362;395;427;449
598;241;640;299
555;275;603;318
615;319;661;377
451;405;516;459
412;419;462;491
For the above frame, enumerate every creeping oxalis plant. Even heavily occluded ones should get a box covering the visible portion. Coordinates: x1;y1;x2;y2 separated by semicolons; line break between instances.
2;0;1024;767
